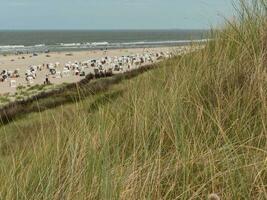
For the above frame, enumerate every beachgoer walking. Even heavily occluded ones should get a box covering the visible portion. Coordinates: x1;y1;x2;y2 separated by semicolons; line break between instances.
44;74;50;84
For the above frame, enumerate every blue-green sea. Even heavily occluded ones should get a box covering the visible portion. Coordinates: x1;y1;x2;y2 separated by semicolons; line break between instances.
0;30;208;53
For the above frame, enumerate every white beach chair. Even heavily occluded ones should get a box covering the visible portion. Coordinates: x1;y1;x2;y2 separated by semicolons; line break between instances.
10;80;16;88
55;71;61;78
27;76;34;85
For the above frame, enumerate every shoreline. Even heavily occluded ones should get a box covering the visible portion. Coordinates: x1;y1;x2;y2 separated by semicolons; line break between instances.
0;41;204;55
0;43;189;55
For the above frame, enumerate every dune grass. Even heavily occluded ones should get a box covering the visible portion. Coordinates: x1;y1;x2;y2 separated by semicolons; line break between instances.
0;1;267;199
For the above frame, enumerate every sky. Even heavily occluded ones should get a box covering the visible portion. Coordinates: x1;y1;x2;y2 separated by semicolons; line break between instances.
0;0;234;30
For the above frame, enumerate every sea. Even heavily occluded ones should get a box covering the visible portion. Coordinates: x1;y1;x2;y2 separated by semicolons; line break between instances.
0;30;208;54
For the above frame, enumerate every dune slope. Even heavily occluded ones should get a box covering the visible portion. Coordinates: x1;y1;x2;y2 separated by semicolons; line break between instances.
0;1;267;199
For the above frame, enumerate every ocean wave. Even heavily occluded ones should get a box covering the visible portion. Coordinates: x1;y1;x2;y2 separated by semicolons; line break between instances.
34;44;45;47
0;39;209;53
60;43;81;47
91;42;109;46
0;45;25;49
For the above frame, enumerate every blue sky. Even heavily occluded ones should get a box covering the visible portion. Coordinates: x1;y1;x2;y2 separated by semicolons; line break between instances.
0;0;234;30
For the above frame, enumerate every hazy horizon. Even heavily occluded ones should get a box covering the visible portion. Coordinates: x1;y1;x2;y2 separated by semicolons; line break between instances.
0;28;210;31
0;0;234;30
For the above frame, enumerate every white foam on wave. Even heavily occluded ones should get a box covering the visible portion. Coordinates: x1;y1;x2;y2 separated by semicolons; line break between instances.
0;45;25;49
0;39;209;53
60;43;81;47
34;44;45;47
91;42;109;46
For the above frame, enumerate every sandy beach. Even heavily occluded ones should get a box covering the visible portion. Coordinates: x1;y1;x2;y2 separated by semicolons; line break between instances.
0;47;183;94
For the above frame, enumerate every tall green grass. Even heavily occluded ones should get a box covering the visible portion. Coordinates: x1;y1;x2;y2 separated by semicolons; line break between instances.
0;0;266;199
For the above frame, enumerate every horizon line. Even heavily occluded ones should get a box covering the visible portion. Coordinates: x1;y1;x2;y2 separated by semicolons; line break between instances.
0;28;211;31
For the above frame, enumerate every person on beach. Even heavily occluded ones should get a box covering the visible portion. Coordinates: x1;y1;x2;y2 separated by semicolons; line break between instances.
44;74;50;85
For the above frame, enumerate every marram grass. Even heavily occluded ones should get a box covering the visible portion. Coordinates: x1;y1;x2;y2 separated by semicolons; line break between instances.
0;0;267;199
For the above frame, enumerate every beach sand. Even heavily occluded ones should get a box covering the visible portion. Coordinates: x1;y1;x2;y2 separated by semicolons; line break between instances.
0;47;183;94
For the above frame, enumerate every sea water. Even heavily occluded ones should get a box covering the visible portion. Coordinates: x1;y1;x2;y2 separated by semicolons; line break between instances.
0;30;208;54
